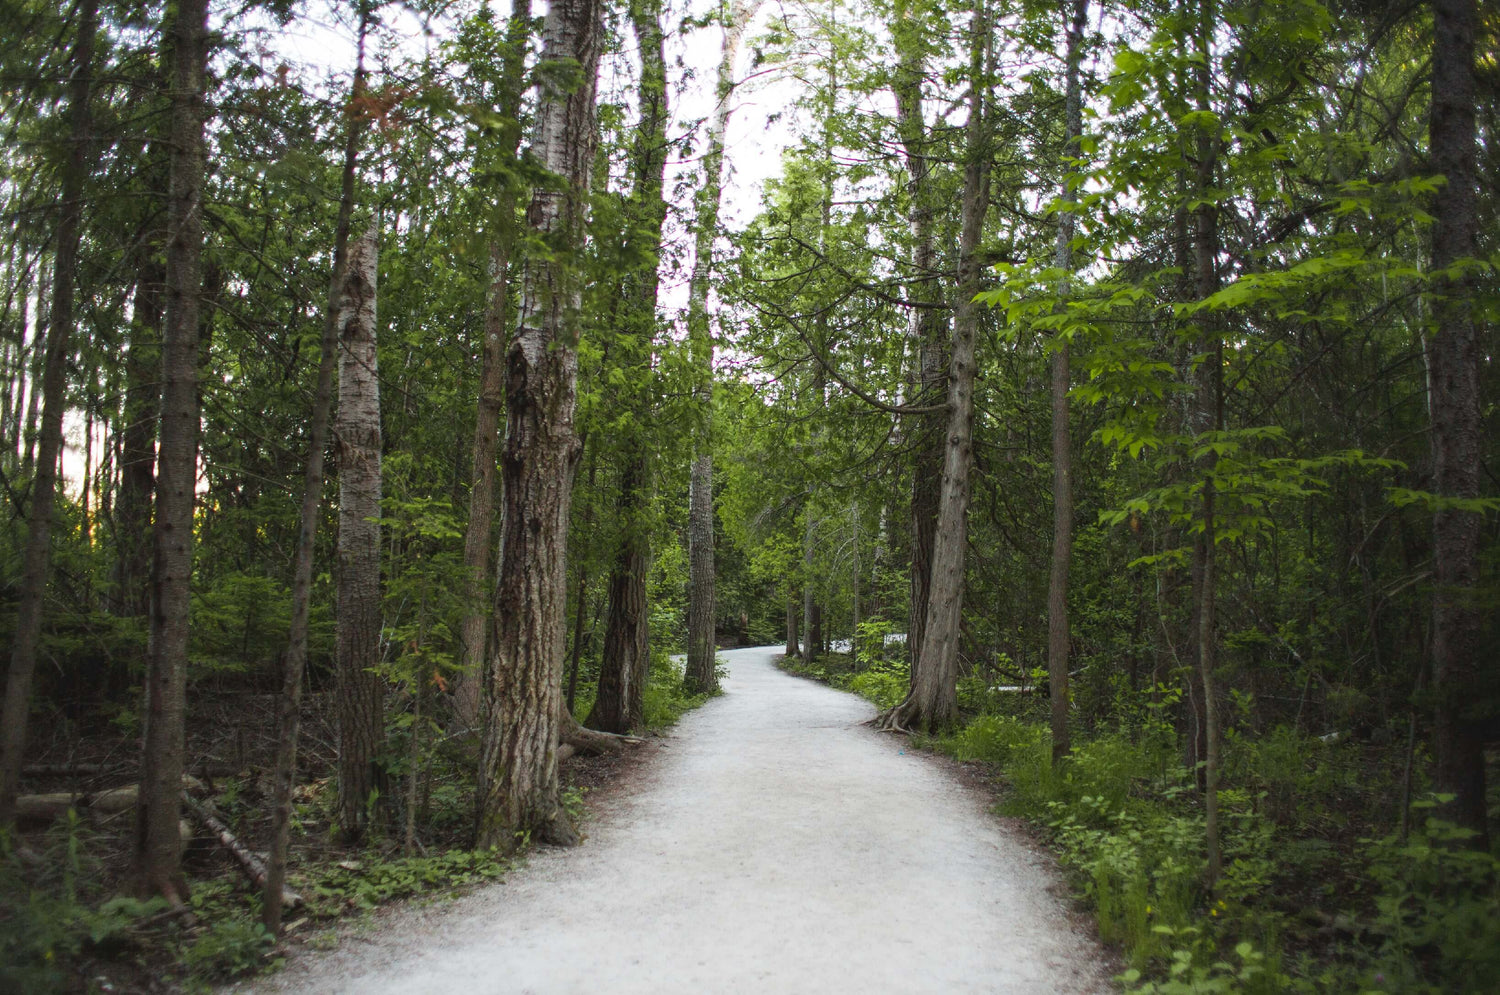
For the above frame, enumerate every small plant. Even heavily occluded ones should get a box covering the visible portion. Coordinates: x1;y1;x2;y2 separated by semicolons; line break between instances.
181;913;276;982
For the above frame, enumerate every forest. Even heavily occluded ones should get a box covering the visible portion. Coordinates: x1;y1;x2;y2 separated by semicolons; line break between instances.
0;0;1495;990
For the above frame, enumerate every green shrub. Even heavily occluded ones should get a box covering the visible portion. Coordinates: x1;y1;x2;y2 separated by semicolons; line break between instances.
641;648;715;728
181;913;275;981
1358;809;1500;994
845;660;907;710
939;714;1044;765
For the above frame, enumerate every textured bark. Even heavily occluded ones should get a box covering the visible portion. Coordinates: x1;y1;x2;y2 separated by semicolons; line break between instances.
801;511;816;661
878;4;990;735
591;476;651;733
19;268;48;474
116;252;161;619
686;453;718;690
1;269;30;462
592;0;669;731
0;0;98;829
334;227;384;844
134;0;208;902
684;0;758;696
476;0;603;852
1047;0;1087;767
1191;0;1223;888
785;598;800;658
891;0;947;683
454;0;534;729
263;16;371;934
1427;0;1487;846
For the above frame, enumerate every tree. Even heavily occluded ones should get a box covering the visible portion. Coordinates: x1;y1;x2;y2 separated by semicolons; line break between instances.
263;7;373;930
889;0;947;684
453;0;534;730
684;0;760;695
1046;0;1088;766
588;0;671;734
476;0;604;850
1426;0;1487;847
0;0;99;828
334;225;384;844
134;0;210;902
877;0;991;734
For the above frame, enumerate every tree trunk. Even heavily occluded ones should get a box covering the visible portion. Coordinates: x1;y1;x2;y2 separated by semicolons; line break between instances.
0;0;99;829
1192;0;1223;888
453;0;533;730
133;0;208;903
116;250;162;620
20;268;48;475
592;0;669;731
890;0;947;685
801;510;818;662
785;597;800;658
263;13;371;934
1047;0;1088;767
684;0;759;696
591;474;651;732
1427;0;1486;847
334;226;384;844
878;2;990;735
475;0;603;852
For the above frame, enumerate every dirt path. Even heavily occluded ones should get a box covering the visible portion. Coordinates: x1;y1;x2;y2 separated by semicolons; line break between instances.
235;646;1114;994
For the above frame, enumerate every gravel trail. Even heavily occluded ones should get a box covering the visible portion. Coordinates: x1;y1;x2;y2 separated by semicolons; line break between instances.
236;645;1113;994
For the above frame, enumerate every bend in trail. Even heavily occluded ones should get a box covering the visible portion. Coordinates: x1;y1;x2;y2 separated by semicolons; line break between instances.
237;646;1113;994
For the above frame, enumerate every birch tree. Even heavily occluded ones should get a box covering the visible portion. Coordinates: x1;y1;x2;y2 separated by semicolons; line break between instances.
334;225;384;843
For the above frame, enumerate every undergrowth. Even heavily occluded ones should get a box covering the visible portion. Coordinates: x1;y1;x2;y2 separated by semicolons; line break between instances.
794;654;1499;994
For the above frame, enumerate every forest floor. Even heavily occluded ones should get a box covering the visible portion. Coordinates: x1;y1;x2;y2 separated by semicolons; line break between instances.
227;645;1115;994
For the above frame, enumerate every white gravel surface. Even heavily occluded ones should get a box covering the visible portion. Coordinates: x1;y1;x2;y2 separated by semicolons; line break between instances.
233;645;1114;994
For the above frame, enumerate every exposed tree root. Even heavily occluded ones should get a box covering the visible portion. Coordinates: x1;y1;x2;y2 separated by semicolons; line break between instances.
560;713;645;756
535;807;581;848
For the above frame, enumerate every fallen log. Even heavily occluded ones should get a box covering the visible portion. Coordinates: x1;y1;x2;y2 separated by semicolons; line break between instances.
14;792;84;825
22;763;122;778
179;791;302;910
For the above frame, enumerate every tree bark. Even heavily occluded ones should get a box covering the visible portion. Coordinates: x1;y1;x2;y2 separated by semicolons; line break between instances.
878;2;990;735
263;12;371;934
684;0;759;696
0;0;99;829
116;250;162;620
334;226;384;844
801;510;816;661
890;0;947;685
785;597;800;658
134;0;208;903
592;0;670;732
1427;0;1487;847
1047;0;1087;767
454;0;534;730
475;0;603;852
1191;0;1223;889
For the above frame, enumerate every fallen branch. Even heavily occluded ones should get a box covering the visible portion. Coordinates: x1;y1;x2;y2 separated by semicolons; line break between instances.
180;791;302;910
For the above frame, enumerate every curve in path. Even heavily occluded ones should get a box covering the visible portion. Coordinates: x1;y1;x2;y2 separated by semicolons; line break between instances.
237;646;1113;994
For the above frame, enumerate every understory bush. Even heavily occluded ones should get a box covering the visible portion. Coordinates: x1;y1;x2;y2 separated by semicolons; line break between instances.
642;648;717;727
933;714;1498;994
